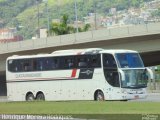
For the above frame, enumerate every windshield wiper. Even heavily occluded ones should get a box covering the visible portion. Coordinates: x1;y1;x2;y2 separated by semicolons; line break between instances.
122;85;147;89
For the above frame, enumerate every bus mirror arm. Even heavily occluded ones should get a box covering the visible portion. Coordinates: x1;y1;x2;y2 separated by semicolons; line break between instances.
118;69;125;81
146;67;154;81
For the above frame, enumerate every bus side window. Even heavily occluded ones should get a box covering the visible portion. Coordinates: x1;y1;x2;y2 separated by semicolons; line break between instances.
37;58;51;71
8;60;21;72
90;54;101;68
33;59;38;71
64;59;69;69
78;61;85;67
103;54;117;69
23;60;32;71
44;57;53;70
77;55;88;68
8;60;14;72
67;59;74;68
103;54;120;87
37;59;43;71
51;58;59;69
62;57;74;69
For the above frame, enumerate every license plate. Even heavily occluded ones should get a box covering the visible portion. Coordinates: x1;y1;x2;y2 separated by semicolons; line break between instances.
134;95;139;99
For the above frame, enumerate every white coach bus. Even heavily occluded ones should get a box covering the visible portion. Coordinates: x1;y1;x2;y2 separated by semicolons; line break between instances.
6;48;153;101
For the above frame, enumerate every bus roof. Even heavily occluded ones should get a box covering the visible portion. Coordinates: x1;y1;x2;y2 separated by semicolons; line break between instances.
52;48;103;55
7;48;138;60
100;49;138;54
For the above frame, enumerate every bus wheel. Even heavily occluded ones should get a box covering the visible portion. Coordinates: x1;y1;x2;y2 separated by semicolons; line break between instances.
26;93;34;101
36;92;45;101
95;90;104;101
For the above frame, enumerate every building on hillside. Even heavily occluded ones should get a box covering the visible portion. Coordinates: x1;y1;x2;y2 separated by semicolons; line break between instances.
40;29;47;38
109;8;117;15
0;29;14;39
83;13;102;29
0;28;23;43
73;20;84;29
144;0;160;9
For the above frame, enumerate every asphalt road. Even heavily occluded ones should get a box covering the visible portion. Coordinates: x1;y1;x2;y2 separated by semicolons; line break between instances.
0;93;160;102
0;96;7;102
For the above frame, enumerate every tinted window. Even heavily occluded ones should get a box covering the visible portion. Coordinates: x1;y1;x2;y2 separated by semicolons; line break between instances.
90;54;101;68
8;54;101;72
32;57;59;71
8;59;32;72
76;54;101;68
8;57;60;72
77;55;89;68
22;59;32;71
59;56;75;69
116;53;144;68
103;54;120;87
103;54;117;68
8;59;19;72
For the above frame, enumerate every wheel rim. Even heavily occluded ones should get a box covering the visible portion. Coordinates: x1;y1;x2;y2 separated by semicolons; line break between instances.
97;91;104;101
28;96;34;101
26;94;34;101
37;93;45;100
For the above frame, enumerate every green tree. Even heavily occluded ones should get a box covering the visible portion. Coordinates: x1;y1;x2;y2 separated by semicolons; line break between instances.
49;14;91;36
152;8;160;17
49;14;75;35
78;24;91;32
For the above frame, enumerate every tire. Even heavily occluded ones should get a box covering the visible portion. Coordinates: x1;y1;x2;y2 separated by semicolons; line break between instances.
26;93;34;101
95;91;104;101
36;93;45;101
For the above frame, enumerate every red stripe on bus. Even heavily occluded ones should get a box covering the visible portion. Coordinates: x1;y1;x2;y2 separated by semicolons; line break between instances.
71;69;77;78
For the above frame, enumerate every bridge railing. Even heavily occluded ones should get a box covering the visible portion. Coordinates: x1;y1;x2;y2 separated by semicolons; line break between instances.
0;22;160;54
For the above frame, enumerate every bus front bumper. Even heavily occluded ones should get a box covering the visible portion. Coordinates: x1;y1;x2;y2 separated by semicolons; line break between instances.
122;93;148;100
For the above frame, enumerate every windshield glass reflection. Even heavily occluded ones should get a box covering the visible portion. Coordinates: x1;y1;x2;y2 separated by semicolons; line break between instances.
121;69;148;88
116;53;144;68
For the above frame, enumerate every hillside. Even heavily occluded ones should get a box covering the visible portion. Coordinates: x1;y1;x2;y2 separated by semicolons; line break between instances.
0;0;154;39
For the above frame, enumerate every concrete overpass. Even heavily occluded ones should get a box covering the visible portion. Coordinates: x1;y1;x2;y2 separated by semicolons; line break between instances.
0;22;160;69
0;22;160;95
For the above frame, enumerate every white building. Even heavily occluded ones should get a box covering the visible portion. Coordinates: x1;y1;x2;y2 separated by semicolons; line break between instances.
0;29;15;39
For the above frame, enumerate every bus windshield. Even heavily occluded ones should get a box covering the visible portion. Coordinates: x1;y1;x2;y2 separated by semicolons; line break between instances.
116;53;144;68
121;69;148;88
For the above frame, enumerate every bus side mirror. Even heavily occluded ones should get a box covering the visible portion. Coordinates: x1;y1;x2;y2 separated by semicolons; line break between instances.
118;69;125;81
146;68;154;81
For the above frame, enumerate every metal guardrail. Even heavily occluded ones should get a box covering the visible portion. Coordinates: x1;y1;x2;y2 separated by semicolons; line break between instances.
0;22;160;54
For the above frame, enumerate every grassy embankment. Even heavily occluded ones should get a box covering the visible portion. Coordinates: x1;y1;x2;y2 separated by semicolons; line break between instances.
0;101;160;120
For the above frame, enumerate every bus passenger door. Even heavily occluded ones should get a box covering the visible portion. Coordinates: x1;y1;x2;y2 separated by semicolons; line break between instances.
103;54;120;99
